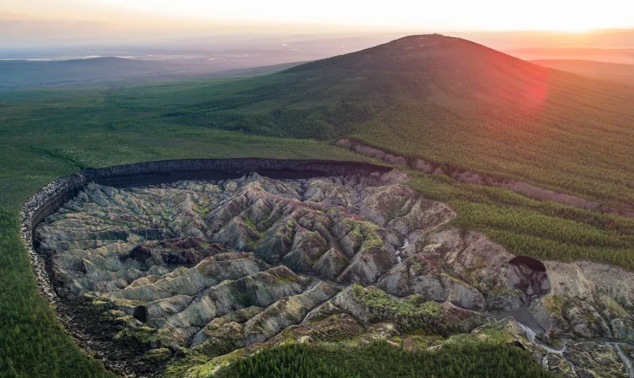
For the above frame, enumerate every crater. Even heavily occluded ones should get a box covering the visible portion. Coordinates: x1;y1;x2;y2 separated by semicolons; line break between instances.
35;168;477;375
29;160;623;378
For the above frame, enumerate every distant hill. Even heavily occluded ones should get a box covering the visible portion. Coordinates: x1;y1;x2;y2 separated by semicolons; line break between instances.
504;47;634;65
142;34;634;207
0;57;169;87
0;57;301;88
532;59;634;84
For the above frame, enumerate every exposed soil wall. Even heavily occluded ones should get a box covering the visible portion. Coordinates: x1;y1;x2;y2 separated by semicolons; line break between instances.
82;158;392;187
336;139;634;218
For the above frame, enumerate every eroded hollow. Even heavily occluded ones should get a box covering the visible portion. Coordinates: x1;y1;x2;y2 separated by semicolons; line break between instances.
509;256;547;272
509;255;550;297
133;305;148;323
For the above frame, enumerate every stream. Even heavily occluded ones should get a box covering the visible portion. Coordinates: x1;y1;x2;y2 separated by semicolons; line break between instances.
516;321;577;375
607;342;634;378
490;299;634;377
395;239;409;264
518;325;634;378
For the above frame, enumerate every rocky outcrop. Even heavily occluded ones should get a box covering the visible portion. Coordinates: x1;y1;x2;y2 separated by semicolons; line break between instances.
378;228;549;312
529;260;634;343
19;159;397;377
20;159;394;309
564;342;629;378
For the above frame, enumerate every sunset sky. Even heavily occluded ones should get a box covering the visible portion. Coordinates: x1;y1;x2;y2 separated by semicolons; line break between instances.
2;0;634;47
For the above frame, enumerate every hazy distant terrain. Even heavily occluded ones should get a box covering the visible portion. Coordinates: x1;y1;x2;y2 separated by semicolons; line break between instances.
6;32;634;89
0;35;407;88
0;58;305;89
505;47;634;64
532;59;634;84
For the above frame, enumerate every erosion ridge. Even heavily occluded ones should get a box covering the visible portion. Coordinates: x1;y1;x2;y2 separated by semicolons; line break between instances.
336;139;634;218
22;159;634;378
18;158;393;375
20;158;392;303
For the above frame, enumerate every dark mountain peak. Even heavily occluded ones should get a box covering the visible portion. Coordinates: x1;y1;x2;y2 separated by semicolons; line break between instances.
283;33;554;112
285;33;541;77
382;33;463;46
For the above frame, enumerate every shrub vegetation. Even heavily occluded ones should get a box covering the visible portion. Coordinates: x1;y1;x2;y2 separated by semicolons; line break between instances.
219;341;556;378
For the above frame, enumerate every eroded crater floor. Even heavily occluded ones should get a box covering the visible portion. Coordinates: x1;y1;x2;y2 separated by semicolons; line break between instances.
35;172;634;378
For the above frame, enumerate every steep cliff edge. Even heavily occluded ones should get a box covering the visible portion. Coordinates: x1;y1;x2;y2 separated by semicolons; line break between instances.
336;139;634;218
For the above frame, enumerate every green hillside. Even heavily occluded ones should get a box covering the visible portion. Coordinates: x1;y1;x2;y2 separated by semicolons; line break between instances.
0;58;301;89
131;34;634;210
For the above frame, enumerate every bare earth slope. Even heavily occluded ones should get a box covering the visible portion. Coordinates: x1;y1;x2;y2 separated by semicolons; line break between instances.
35;172;634;377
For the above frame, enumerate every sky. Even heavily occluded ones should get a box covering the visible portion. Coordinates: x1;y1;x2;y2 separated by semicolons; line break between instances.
2;0;634;47
98;0;633;31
